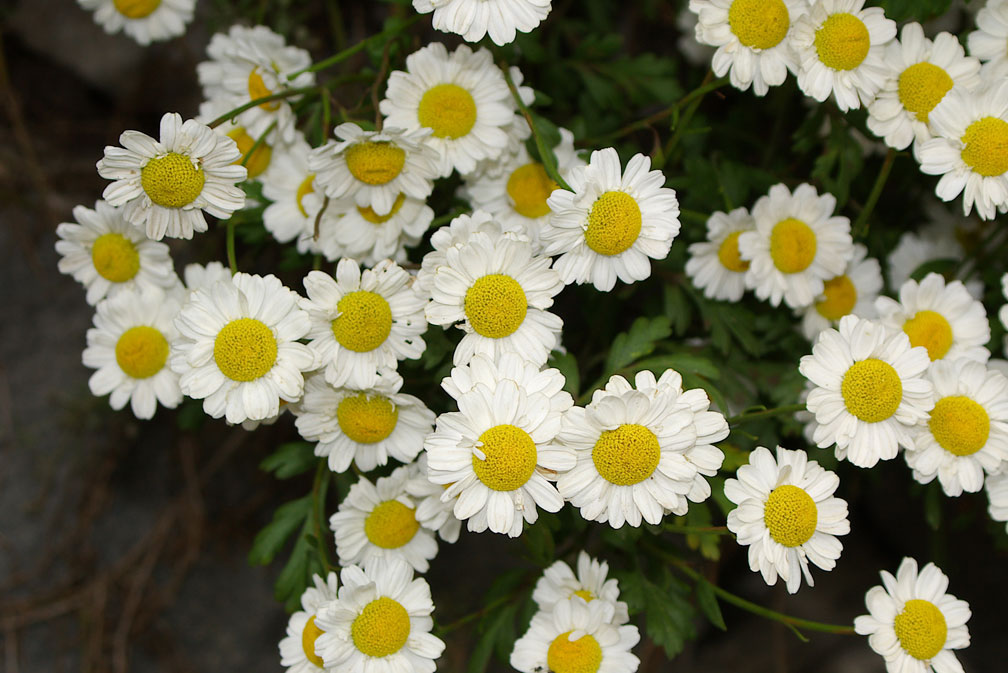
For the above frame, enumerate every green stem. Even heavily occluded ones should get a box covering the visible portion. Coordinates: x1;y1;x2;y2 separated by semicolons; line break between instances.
663;524;732;535
435;591;517;636
240;120;277;169
853;148;896;238
500;63;572;192
312;460;336;570
226;218;238;274
288;15;421;79
727;403;806;427
208;86;320;129
657;70;716;169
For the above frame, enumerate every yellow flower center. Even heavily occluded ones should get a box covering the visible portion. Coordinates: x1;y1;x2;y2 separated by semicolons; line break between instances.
815;274;858;320
344;142;406;185
728;0;790;50
507;162;558;219
351;597;410;658
112;0;160;19
417;83;478;139
213;318;278;382
717;231;750;272
584;191;642;256
763;484;818;547
841;358;903;423
902;310;954;361
960;116;1008;177
573;589;594;602
893;599;948;661
301;615;325;668
357;193;406;224
336;394;399;444
331;290;393;352
226;127;272;179
929;395;990;457
592;423;661;486
472;424;538;492
364;500;420;549
296;174;315;218
770;218;817;273
898;63;953;124
115;326;169;379
247;68;280;111
91;233;140;283
464;274;528;339
141;152;206;209
547;631;603;673
814;12;871;71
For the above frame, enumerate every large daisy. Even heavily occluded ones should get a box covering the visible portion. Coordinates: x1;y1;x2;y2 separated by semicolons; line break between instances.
685;206;755;302
799;242;883;342
412;0;552;46
531;551;630;625
77;0;194;45
279;572;339;673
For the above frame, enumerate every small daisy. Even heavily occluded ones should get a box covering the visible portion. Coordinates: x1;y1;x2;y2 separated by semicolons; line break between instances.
875;273;990;364
315;560;445;672
684;206;755;302
800;315;934;468
854;558;971;673
739;182;854;309
380;43;515;177
182;261;231;294
986;469;1008;532
327;194;434;267
440;352;573;412
968;0;1008;79
404;454;462;543
542;148;680;292
77;0;194;46
800;243;883;341
56;200;177;306
532;551;630;625
171;273;315;425
790;0;897;112
97;112;247;240
279;572;340;673
887;210;983;300
261;134;324;245
412;0;552;46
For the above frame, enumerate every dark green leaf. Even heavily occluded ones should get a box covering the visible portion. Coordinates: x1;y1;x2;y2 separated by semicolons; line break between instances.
549;351;580;398
694;579;727;631
259;442;317;479
605;316;672;373
248;495;311;565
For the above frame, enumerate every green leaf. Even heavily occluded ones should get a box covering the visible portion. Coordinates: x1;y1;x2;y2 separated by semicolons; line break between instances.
273;517;324;611
617;566;696;658
629;353;721;381
522;517;555;567
549;351;580;398
877;0;953;22
248;495;311;565
467;602;518;673
663;284;693;336
909;257;958;284
694;580;727;631
604;315;672;374
259;442;317;479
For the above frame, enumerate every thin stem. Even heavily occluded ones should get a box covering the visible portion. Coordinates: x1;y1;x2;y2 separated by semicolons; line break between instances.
657;70;715;169
435;591;518;636
288;15;421;79
853;148;896;238
500;63;572;192
727;403;806;427
663;524;732;536
225;218;238;274
208;86;320;129
312;461;336;570
240;120;277;169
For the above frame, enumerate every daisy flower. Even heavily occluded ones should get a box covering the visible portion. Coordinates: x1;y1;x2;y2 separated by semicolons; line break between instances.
295;372;435;473
97;112;247;240
790;0;897;112
77;0;194;46
688;0;808;96
300;260;428;389
968;0;1008;79
800;242;883;342
542;148;680;292
684;206;755;302
182;261;231;294
404;454;462;543
738;182;854;309
905;359;1008;497
279;572;339;673
875;273;990;364
315;560;445;672
261;134;324;246
532;551;630;625
170;273;315;425
56;200;177;306
854;558;971;673
326;194;434;267
887;210;983;300
556;369;729;528
440;352;573;412
380;43;515;177
412;0;552;46
725;446;850;594
986;469;1008;532
799;315;934;468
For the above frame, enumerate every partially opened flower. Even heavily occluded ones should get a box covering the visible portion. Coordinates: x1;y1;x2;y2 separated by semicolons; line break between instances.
532;551;630;625
279;572;339;673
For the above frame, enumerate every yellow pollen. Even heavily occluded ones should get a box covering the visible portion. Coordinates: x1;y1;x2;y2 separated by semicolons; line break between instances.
893;599;948;661
717;231;750;272
336;394;399;444
331;291;393;352
247;69;280;111
301;615;325;668
226;128;272;179
358;193;406;224
960;116;1008;177
814;12;870;71
364;500;420;549
770;218;817;273
929;396;990;457
763;484;818;547
507;162;557;219
112;0;160;19
841;358;903;423
351;597;410;658
898;63;953;124
902;310;954;361
296;174;315;218
141;152;206;209
728;0;790;50
91;233;140;283
344;142;406;185
472;424;538;492
213;318;278;382
115;326;169;379
417;84;478;139
573;589;594;602
547;631;603;673
584;191;642;256
815;274;857;320
464;274;528;339
592;423;661;486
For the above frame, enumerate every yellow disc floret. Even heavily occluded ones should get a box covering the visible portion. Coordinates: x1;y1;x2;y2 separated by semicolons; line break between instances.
841;358;903;423
113;0;160;19
336;393;399;444
141;152;206;209
296;174;315;218
91;233;141;283
584;191;643;256
358;193;406;224
351;597;411;658
115;326;169;379
331;290;393;352
717;231;750;272
763;484;818;547
893;599;948;661
770;218;817;273
364;500;420;549
344;142;406;185
547;631;603;673
815;274;857;320
814;12;871;71
247;68;280;111
464;274;528;339
929;395;990;457
472;424;538;492
960;116;1008;177
902;310;954;361
728;0;790;50
592;423;661;486
213;318;278;382
417;84;478;139
301;615;325;668
226;127;272;179
507;163;558;219
573;589;595;602
898;63;953;124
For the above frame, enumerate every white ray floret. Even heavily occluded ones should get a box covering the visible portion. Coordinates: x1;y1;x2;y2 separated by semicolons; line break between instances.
279;572;339;673
685;206;755;302
77;0;194;45
799;242;883;341
412;0;552;46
